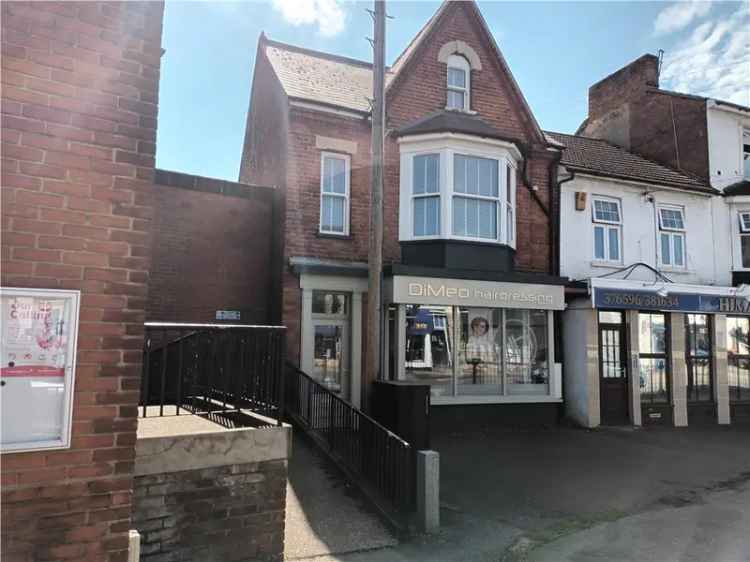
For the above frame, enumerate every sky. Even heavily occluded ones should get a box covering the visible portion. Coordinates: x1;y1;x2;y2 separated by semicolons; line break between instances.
155;0;750;181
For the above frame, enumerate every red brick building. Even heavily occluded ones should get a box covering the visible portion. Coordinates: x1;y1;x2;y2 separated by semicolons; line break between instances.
1;2;164;560
241;1;567;420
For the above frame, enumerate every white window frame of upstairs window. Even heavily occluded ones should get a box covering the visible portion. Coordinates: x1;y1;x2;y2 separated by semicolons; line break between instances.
738;210;750;270
398;135;520;250
411;152;442;239
657;204;687;270
446;54;471;112
319;151;351;236
591;196;623;265
743;128;750;181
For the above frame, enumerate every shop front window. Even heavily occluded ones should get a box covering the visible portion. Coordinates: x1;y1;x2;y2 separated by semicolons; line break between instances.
638;313;669;404
401;305;551;399
727;316;750;402
685;314;712;403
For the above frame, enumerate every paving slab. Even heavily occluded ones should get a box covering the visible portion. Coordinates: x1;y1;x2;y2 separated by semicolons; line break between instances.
284;432;397;560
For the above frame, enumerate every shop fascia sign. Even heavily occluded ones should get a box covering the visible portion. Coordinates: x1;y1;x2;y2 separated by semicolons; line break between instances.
593;287;750;314
391;275;565;310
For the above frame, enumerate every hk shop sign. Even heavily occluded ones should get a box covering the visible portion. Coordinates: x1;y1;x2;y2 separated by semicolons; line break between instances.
593;288;750;315
1;288;80;452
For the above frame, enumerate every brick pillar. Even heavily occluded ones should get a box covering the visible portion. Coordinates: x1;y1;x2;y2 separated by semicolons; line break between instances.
713;314;731;425
1;2;164;561
670;313;688;427
626;310;642;427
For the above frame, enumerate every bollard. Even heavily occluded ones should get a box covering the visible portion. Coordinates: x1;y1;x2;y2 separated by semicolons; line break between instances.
416;450;440;533
128;530;140;562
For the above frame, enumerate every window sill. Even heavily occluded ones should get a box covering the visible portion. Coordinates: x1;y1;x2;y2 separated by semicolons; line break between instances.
316;231;353;240
659;266;690;274
590;261;623;269
443;106;478;116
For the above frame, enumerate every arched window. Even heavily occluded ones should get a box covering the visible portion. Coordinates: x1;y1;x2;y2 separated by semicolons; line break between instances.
446;54;470;111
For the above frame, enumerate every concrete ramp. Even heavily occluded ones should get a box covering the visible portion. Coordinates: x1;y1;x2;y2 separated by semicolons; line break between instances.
285;433;397;560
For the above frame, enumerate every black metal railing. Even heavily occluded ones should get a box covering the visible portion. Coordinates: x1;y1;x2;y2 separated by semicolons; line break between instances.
141;323;286;426
286;364;415;514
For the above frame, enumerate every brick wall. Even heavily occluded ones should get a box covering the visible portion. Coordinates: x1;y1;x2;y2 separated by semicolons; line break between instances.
133;460;286;562
249;2;559;364
582;54;710;182
147;170;277;324
1;2;163;561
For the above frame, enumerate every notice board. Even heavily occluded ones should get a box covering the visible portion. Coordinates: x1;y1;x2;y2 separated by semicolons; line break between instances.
1;287;80;452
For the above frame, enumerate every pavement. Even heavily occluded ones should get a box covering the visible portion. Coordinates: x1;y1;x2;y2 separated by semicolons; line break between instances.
285;424;750;562
284;432;397;560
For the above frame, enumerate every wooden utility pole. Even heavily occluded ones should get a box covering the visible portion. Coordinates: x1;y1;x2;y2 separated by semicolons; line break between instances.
366;0;385;409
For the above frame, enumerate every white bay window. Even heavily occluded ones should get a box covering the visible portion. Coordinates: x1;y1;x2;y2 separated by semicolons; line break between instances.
399;135;520;248
319;152;350;235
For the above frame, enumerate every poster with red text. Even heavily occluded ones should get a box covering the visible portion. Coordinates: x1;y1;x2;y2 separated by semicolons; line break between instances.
1;288;80;451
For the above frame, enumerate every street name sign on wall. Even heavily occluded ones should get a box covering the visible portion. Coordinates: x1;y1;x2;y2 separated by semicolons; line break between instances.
593;287;750;315
1;288;80;452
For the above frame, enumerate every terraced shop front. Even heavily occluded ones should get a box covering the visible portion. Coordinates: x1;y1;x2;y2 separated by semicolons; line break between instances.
383;268;566;426
563;276;750;428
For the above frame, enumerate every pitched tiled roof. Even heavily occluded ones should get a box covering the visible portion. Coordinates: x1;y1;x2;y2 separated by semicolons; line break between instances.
264;39;392;114
546;132;715;193
396;110;514;142
724;180;750;196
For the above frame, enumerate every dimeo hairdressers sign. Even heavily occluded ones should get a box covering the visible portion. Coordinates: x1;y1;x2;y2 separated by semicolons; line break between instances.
390;276;566;310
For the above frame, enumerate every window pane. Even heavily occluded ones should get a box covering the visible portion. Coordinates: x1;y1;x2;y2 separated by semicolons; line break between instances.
673;234;684;266
466;197;478;237
506;206;513;244
312;292;348;315
323;156;346;194
639;313;666;355
742;236;750;268
660;208;684;230
402;305;455;397
414;196;439;236
321;195;332;230
477;158;498;197
414;154;439;194
599;311;623;324
594;226;605;260
448;67;465;88
661;233;671;265
608;227;620;261
593;199;620;222
454;155;466;194
739;213;750;233
477;200;496;239
330;196;344;232
506;309;550;395
447;90;464;110
640;358;669;404
452;197;465;236
466;157;478;195
458;308;502;396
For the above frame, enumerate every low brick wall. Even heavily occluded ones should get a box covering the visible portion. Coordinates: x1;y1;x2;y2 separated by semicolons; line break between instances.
133;416;290;562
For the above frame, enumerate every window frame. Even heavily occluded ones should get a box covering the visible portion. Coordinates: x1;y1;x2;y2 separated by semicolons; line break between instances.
726;316;750;403
738;211;750;270
657;205;686;269
743;128;750;181
446;54;470;112
318;151;351;236
451;153;501;241
412;152;441;238
591;196;623;265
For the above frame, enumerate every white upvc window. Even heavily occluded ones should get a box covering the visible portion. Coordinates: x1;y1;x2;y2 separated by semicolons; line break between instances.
505;163;516;246
658;205;686;268
446;54;470;111
743;129;750;181
738;211;750;269
591;197;622;263
412;153;440;237
319;152;350;235
452;154;499;240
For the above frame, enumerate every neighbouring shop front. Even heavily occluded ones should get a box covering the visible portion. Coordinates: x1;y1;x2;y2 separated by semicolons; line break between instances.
563;277;750;428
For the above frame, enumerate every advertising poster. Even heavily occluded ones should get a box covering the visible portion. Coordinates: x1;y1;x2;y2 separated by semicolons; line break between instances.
1;288;80;452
